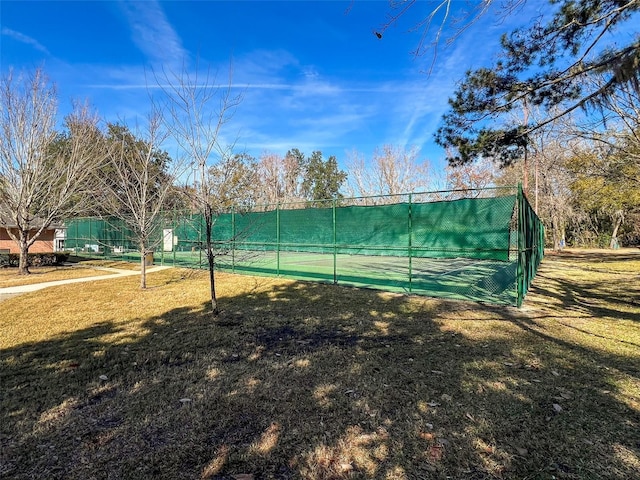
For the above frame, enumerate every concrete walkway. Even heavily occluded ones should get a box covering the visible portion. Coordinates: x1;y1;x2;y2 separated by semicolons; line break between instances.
0;265;172;299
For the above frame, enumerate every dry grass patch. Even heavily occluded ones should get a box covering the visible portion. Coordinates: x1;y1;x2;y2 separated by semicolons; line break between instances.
0;264;111;288
67;258;143;270
1;250;639;479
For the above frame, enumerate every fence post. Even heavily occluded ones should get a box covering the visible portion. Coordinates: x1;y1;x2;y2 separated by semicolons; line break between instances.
199;213;203;269
408;193;413;293
333;198;337;284
162;221;165;266
276;202;280;276
173;215;177;267
516;183;524;307
232;207;236;274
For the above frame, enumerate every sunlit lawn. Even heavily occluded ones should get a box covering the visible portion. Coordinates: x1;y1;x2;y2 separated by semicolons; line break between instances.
0;264;111;288
1;249;638;479
65;256;143;271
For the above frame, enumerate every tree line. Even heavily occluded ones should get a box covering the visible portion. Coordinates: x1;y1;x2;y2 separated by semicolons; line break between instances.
2;0;639;314
2;67;639;267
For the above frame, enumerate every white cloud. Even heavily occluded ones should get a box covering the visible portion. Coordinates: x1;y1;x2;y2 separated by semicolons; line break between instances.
1;27;50;54
119;0;187;66
55;36;474;168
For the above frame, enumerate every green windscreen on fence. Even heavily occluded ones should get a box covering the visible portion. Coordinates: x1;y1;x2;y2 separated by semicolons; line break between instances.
212;195;516;260
62;186;543;306
411;196;515;261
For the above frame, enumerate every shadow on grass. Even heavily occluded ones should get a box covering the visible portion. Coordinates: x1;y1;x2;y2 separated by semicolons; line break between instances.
546;249;640;265
1;275;639;479
529;270;640;323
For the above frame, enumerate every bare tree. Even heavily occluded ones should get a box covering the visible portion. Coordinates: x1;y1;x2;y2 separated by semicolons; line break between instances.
0;68;105;274
99;115;183;288
254;150;306;207
566;78;640;248
371;0;501;71
568;75;640;189
496;118;576;250
444;157;496;198
345;145;432;202
155;63;242;315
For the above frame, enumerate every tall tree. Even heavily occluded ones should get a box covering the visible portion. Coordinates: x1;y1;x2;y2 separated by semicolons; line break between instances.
95;122;175;215
433;0;640;165
254;153;284;206
563;76;640;247
283;148;306;202
444;157;496;198
569;74;640;188
156;64;242;315
99;116;182;288
254;149;306;207
0;68;105;274
496;125;576;250
207;152;258;211
346;145;431;202
300;151;347;204
567;143;640;248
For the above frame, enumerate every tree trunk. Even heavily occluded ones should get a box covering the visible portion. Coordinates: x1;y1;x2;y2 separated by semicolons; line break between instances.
551;215;561;251
205;208;219;315
140;241;147;289
18;234;30;275
207;244;217;314
609;213;623;249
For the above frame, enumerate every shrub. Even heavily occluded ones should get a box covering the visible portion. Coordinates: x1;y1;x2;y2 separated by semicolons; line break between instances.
0;253;69;268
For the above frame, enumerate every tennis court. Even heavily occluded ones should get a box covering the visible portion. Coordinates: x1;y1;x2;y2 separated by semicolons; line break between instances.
86;247;519;305
216;250;518;305
64;186;542;306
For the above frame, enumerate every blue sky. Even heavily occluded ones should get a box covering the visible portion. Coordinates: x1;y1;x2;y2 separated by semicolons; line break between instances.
1;1;536;172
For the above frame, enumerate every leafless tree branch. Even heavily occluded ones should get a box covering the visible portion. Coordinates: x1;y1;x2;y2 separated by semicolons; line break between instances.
0;68;106;273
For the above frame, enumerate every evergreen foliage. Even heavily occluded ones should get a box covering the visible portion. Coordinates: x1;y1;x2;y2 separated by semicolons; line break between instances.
435;0;640;165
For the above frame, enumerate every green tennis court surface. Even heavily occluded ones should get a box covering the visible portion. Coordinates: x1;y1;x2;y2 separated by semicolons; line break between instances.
129;249;516;305
221;251;518;305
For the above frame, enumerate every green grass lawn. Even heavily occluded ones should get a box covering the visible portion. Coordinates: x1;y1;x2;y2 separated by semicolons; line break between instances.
0;249;638;479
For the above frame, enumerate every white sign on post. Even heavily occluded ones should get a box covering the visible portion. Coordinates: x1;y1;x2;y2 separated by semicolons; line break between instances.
163;229;173;252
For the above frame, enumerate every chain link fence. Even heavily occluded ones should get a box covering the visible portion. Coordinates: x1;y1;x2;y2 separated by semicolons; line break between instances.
64;185;543;306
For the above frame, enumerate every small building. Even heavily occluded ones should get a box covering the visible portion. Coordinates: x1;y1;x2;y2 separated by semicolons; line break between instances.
54;228;66;252
0;225;62;254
